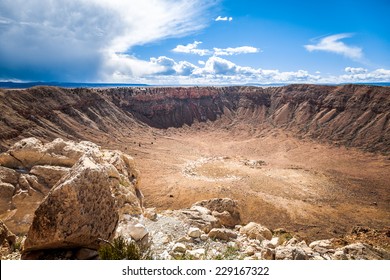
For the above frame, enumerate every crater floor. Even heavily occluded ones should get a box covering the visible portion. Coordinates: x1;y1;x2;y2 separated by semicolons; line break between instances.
116;124;389;241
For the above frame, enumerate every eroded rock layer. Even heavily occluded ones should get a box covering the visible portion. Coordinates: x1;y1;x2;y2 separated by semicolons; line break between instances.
0;84;389;153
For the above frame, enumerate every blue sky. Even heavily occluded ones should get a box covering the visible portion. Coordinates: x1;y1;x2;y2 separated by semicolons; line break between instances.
0;0;389;84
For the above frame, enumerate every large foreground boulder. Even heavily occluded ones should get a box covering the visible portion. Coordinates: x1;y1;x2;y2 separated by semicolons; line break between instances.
23;156;120;251
0;137;143;254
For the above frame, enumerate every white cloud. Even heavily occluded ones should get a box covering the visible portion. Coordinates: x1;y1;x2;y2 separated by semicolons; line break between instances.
198;60;206;65
304;33;363;60
172;41;211;56
215;16;233;21
172;42;259;57
213;46;260;56
108;54;390;85
339;68;390;82
0;0;215;81
345;67;368;74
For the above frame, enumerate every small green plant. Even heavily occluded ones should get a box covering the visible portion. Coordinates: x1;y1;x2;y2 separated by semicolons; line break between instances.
13;236;24;252
214;246;241;260
277;232;293;245
98;236;150;260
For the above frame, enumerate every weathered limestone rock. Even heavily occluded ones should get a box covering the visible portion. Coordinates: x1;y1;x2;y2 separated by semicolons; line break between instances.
339;243;389;260
172;243;187;253
208;228;237;241
261;248;275;260
178;206;220;233
116;217;149;242
30;165;69;187
0;138;99;169
240;222;272;240
144;208;157;221
23;146;142;252
309;239;335;254
0;220;16;249
0;166;19;185
0;183;15;212
193;198;241;228
188;227;202;238
187;248;205;259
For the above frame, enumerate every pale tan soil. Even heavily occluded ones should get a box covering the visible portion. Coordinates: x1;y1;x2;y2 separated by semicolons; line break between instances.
101;123;390;242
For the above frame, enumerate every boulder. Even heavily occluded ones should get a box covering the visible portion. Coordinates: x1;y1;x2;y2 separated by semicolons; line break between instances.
0;166;19;185
240;222;272;240
172;243;187;253
30;165;69;187
179;206;220;233
23;150;141;252
0;138;99;169
193;198;241;227
0;220;16;249
0;183;15;212
208;228;237;241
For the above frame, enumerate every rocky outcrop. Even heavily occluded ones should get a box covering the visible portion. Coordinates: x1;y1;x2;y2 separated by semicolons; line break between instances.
0;137;142;255
23;155;120;251
139;199;389;260
240;222;273;241
0;137;98;169
0;85;389;153
0;220;16;250
193;198;241;228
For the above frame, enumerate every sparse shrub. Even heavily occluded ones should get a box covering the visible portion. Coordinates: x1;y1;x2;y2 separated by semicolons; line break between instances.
98;236;150;260
214;246;241;260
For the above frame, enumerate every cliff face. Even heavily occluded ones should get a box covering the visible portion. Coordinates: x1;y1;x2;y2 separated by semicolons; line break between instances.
0;84;389;153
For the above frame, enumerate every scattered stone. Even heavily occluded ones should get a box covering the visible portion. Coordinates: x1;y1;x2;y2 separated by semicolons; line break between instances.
144;208;158;221
187;248;205;259
332;250;348;260
261;248;275;260
128;223;148;241
309;239;335;254
309;239;333;249
208;228;237;241
286;237;299;246
244;246;256;256
177;236;192;243
193;198;241;228
200;234;208;241
172;243;187;253
240;222;272;240
188;227;202;238
275;247;294;260
179;207;220;233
